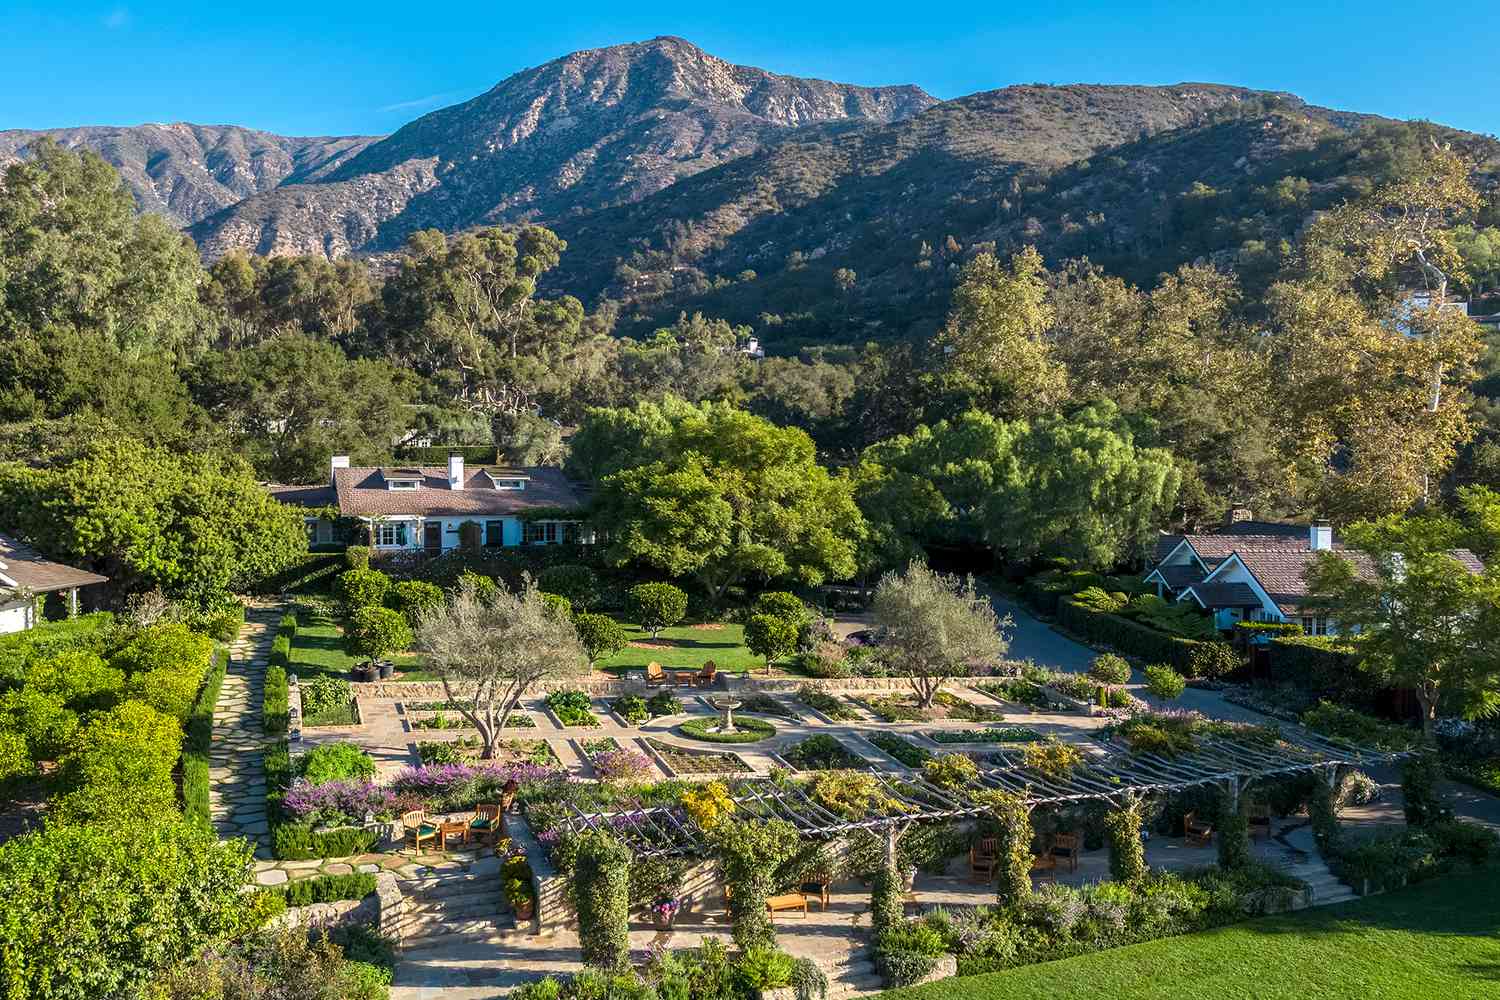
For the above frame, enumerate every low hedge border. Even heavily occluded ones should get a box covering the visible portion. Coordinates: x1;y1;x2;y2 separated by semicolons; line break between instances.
678;716;776;743
263;614;297;736
270;872;377;908
1056;598;1238;678
181;647;229;831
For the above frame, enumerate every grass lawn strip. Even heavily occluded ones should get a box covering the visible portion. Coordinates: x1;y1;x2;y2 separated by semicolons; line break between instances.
595;621;758;673
289;607;430;681
875;867;1500;1000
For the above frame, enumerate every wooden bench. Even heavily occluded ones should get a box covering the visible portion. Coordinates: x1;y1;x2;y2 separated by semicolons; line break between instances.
766;892;808;920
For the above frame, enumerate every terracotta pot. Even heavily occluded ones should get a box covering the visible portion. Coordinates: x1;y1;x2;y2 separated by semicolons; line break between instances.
514;898;534;920
653;913;676;931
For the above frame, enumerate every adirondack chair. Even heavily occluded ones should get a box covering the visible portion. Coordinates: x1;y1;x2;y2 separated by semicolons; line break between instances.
698;661;718;687
645;661;668;686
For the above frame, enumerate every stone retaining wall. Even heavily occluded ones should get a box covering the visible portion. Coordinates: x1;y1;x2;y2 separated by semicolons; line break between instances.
353;674;972;702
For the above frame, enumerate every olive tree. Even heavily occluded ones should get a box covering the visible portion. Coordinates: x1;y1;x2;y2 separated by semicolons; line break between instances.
415;575;588;759
871;561;1009;706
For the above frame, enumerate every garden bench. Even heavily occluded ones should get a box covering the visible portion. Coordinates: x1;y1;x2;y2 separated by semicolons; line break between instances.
766;892;808;919
1051;832;1081;872
1184;811;1214;848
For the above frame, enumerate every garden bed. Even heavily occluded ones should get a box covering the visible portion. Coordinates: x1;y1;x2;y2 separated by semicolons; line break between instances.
608;691;684;725
416;737;559;768
793;685;862;722
544;690;602;728
678;715;777;743
925;727;1042;745
779;734;870;771
403;708;536;731
702;692;800;721
864;732;934;768
641;737;753;776
856;693;931;723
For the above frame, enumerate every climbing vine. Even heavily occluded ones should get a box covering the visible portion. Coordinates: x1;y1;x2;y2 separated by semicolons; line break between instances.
974;788;1033;905
575;831;631;969
713;818;800;949
1104;795;1148;884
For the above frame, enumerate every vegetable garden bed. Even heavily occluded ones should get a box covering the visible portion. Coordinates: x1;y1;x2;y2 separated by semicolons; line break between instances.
642;737;753;776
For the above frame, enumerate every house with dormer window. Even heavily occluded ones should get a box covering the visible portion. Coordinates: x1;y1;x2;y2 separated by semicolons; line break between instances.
267;455;591;554
1143;511;1484;635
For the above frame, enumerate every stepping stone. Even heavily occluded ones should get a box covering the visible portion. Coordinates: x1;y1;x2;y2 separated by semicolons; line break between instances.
322;862;353;875
255;868;289;886
357;863;380;873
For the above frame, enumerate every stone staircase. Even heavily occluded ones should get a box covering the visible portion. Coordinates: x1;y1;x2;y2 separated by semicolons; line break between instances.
826;943;884;999
1280;856;1358;907
390;858;519;951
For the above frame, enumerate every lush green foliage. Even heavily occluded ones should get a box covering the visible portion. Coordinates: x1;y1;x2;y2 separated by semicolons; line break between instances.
574;612;629;665
711;819;801;949
335;568;392;615
1143;664;1187;700
182;650;229;831
297;742;376;785
537;565;603;611
744;613;799;665
271;872;378;908
385;579;445;629
574;832;632;969
54;699;183;826
680;716;776;743
626;582;688;638
345;605;413;659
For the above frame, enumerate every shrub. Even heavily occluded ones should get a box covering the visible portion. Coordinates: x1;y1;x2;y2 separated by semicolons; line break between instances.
1144;664;1186;700
0;820;252;998
753;591;808;625
922;753;978;789
610;694;649;724
1302;700;1421;751
537;565;602;611
1186;641;1240;679
273;872;377;907
680;716;776;743
782;734;862;769
574;612;629;665
0;688;78;761
345;546;372;570
745;614;799;666
735;946;796;988
386;579;445;629
627;583;688;638
1401;753;1452;827
54;700;182;826
335;567;391;614
346;606;413;659
301;675;355;725
591;748;654;782
113;623;215;720
646;690;682;717
23;649;124;712
545;689;598;726
1088;653;1131;687
575;832;632;969
270;823;380;862
263;663;289;736
1056;598;1232;675
298;742;376;785
713;819;800;949
1105;797;1148;883
799;641;853;678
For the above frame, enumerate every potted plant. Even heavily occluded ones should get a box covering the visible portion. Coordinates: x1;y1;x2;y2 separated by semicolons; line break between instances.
507;876;535;920
353;661;374;683
650;896;682;930
378;659;395;680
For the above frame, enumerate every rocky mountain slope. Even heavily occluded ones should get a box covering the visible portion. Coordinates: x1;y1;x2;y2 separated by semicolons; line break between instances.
186;36;936;258
0;124;377;227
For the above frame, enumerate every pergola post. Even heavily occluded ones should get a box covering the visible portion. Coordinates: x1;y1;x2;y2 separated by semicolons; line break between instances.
66;587;79;619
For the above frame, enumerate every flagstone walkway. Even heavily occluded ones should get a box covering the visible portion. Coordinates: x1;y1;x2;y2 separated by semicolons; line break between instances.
210;605;282;859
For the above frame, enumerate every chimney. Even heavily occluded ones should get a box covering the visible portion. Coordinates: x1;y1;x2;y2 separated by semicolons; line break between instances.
1225;506;1253;527
447;454;465;490
330;455;349;486
1310;519;1333;551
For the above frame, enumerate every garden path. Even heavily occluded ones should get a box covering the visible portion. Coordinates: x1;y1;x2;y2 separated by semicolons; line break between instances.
210;603;282;859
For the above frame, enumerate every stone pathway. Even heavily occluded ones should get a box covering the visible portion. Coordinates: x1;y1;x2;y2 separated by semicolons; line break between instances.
211;604;281;860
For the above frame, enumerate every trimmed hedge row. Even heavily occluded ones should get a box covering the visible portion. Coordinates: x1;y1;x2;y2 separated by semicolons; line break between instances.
263;614;297;736
1056;598;1239;678
394;445;498;464
248;551;346;595
181;648;229;831
271;872;377;907
1267;635;1373;711
264;739;380;861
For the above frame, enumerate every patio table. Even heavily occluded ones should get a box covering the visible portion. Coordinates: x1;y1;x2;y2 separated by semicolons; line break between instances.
438;819;469;849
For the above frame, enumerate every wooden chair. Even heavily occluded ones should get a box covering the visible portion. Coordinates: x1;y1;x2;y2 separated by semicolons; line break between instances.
800;878;831;911
468;803;501;845
645;661;668;686
404;809;438;852
969;837;999;882
1248;803;1272;841
1184;811;1214;848
1051;832;1081;873
766;892;808;920
698;661;718;688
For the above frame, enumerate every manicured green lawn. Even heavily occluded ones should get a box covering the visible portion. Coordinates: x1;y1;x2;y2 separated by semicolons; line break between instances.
595;621;780;675
877;869;1500;1000
289;608;433;682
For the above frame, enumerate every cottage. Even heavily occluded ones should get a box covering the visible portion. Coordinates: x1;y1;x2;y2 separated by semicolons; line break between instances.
0;533;109;634
268;455;592;555
1144;513;1483;635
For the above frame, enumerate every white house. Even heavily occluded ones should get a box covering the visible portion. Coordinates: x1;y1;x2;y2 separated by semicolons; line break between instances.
268;455;592;555
1144;516;1483;635
0;533;108;634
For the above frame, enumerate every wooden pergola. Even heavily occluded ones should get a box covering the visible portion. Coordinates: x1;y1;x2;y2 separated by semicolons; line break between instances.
554;727;1406;859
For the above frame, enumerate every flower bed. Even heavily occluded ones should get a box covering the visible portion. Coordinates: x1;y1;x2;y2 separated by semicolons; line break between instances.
858;694;930;723
866;732;934;767
679;716;777;743
416;737;559;768
932;691;1005;722
389;761;564;812
975;677;1050;709
927;727;1041;744
781;734;869;771
723;692;801;721
406;707;535;730
643;737;752;775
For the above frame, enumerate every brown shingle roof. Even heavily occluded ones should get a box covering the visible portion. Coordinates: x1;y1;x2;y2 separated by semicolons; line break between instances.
1224;548;1375;615
266;484;338;507
0;533;108;594
1180;581;1261;608
325;466;585;518
1149;563;1206;589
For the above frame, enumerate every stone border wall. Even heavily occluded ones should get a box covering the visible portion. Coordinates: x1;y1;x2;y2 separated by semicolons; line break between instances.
352;674;962;701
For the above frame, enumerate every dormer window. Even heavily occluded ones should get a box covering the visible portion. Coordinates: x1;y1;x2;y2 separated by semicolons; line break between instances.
388;480;420;490
483;471;529;491
383;469;424;491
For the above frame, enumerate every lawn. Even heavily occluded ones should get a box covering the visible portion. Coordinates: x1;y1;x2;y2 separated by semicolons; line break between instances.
595;621;776;675
289;607;433;681
877;868;1500;1000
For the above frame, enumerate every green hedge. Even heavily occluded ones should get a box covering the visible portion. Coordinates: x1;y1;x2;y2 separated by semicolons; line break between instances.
181;648;229;832
271;872;377;907
271;823;379;861
0;613;115;688
263;614;296;736
1056;598;1238;677
248;551;346;595
1267;635;1372;710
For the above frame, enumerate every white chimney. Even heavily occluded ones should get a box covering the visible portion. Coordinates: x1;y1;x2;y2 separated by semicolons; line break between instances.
330;455;350;486
447;454;465;490
1310;519;1333;551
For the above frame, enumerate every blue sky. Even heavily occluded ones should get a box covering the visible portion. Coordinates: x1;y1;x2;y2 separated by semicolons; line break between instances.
4;2;1497;138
